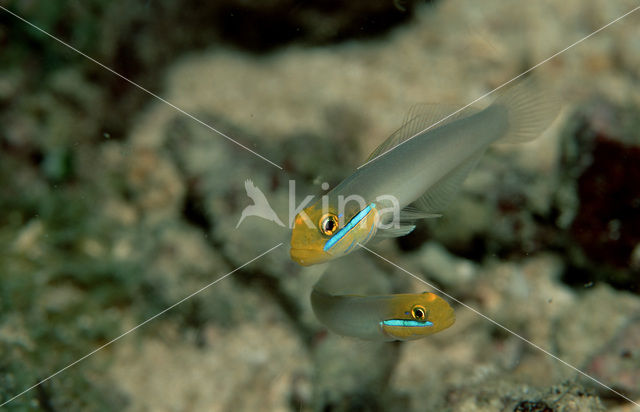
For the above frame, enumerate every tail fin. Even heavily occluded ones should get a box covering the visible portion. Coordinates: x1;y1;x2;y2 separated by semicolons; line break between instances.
491;77;561;143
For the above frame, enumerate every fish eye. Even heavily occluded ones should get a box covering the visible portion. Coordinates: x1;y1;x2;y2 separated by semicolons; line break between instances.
411;305;427;321
319;214;339;236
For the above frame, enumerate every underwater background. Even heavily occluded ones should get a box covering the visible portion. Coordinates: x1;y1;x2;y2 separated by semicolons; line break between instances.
1;0;639;411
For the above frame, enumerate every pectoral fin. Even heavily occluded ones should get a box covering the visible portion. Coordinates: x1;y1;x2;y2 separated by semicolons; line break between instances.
375;225;417;238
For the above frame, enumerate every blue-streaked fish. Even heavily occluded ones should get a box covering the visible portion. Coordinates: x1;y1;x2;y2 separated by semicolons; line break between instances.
311;288;455;341
290;78;559;265
308;253;455;341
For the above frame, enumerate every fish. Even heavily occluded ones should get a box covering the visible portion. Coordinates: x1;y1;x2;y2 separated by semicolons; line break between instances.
290;78;559;266
308;253;455;341
311;288;455;341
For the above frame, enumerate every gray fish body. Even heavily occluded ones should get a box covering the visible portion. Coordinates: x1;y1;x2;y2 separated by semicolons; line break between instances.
289;78;559;265
332;105;508;209
311;289;392;341
310;269;457;341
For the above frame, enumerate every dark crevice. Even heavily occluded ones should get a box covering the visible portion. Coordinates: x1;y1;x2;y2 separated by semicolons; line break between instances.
36;382;57;412
448;235;489;262
180;299;208;348
395;222;430;252
181;180;213;233
560;265;596;289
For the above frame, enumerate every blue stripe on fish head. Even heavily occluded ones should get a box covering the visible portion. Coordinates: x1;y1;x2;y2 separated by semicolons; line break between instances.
323;203;378;253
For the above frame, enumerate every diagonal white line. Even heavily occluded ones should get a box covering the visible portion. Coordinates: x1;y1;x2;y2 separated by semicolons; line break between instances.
0;243;283;408
0;5;283;170
358;243;640;409
357;5;640;170
3;0;640;408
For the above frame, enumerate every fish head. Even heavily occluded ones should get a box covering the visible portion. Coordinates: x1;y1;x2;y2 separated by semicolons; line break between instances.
380;292;455;341
290;201;379;266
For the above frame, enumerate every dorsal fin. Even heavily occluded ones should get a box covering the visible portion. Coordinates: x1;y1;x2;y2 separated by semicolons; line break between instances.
366;103;479;162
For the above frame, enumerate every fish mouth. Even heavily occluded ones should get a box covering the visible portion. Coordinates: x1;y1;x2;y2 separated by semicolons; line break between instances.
290;247;329;266
381;319;434;328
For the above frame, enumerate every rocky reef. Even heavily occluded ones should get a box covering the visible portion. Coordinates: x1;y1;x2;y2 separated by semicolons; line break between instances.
1;0;639;411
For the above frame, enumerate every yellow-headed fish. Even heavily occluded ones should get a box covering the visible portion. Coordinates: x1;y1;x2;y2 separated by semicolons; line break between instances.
290;78;559;265
308;254;455;341
311;288;455;341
